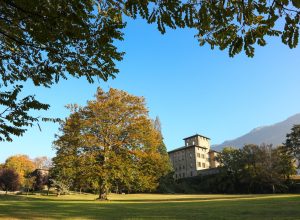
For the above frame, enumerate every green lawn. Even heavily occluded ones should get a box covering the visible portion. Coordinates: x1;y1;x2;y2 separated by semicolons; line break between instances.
0;193;300;219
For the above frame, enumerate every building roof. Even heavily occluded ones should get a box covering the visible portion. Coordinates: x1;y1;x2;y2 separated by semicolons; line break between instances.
183;134;210;140
168;145;208;154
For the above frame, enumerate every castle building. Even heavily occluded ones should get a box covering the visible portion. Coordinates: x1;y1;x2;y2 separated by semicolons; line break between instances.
168;134;219;179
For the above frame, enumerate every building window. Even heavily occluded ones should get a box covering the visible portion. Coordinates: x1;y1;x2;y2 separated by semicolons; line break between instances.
190;163;193;168
189;153;192;158
198;162;201;167
183;165;185;169
202;163;205;168
197;153;200;157
201;154;205;159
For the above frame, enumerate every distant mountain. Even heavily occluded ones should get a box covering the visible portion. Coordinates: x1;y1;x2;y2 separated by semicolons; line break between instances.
213;113;300;151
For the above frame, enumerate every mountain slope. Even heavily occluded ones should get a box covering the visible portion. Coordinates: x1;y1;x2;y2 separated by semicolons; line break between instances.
213;113;300;151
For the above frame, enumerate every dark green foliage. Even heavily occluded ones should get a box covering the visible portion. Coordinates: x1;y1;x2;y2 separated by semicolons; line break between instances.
0;85;51;141
284;124;300;166
1;1;299;141
157;172;176;193
0;0;124;141
215;144;296;193
31;169;49;191
0;167;20;193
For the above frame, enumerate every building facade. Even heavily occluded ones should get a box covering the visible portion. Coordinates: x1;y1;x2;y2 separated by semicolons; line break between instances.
168;134;219;179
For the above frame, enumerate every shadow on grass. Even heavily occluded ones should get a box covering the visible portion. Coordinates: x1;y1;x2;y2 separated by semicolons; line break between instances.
1;194;300;219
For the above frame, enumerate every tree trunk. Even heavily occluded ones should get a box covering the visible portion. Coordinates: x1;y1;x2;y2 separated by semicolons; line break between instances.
115;184;119;194
98;179;108;200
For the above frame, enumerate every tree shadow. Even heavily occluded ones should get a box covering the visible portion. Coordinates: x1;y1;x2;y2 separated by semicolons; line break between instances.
1;194;300;219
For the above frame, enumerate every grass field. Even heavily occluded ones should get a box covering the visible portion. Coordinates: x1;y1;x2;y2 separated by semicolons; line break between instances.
1;193;300;219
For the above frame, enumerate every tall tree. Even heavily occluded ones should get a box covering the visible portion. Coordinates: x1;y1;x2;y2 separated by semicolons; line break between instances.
5;154;35;186
153;116;169;155
216;147;244;192
284;124;300;168
153;116;162;134
53;88;171;199
1;1;299;141
52;110;86;192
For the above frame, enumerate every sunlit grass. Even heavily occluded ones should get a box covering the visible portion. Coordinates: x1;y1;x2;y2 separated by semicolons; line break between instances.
1;193;300;219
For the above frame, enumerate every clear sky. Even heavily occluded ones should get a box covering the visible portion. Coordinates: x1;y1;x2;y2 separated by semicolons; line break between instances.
1;17;300;162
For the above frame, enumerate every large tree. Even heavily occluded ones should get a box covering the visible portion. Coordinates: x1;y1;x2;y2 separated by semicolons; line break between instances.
1;0;299;141
53;88;170;199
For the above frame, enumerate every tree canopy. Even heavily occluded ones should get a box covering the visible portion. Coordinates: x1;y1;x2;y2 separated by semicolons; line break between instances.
4;154;35;186
1;0;299;141
215;144;296;193
284;124;300;168
52;88;171;199
0;167;20;193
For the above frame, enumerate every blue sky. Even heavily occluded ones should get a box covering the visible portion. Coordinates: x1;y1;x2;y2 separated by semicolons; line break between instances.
1;18;300;162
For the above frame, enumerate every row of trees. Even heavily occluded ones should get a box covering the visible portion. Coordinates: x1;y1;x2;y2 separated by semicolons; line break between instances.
214;144;296;193
51;88;171;200
2;86;299;196
0;155;51;194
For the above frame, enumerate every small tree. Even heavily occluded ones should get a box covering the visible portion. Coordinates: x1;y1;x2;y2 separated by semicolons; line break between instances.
0;168;20;194
49;179;69;197
23;175;36;195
